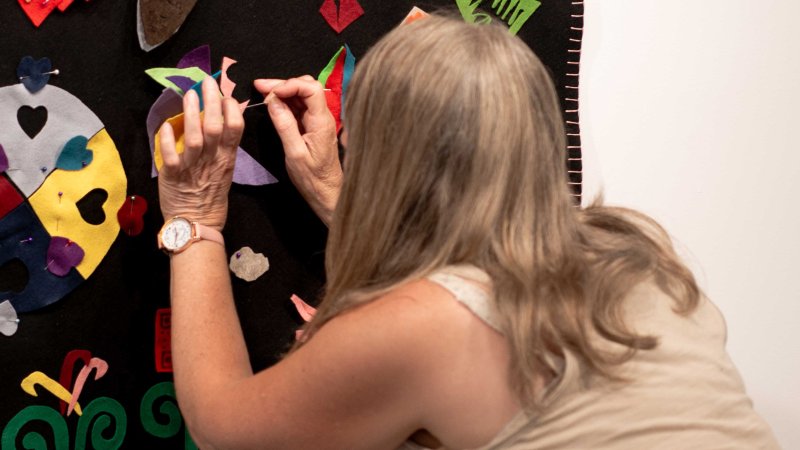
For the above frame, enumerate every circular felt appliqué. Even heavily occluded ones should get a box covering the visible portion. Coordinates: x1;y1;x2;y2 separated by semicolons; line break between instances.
0;84;127;314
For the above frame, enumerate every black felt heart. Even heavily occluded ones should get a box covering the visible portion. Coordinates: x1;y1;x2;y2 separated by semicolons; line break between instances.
76;188;108;225
17;106;48;139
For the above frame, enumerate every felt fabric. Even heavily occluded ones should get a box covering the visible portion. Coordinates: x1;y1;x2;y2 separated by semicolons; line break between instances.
229;247;269;282
117;195;148;237
21;371;83;416
319;0;365;34
0;143;9;172
146;89;183;177
46;237;85;277
17;56;53;94
165;76;196;94
0;84;103;197
55;135;94;171
17;0;60;28
319;47;348;132
145;67;208;95
153;110;278;186
0;300;19;337
67;357;108;416
402;6;429;24
154;308;172;373
58;349;92;415
290;294;316;322
29;129;127;279
0;203;84;313
138;0;199;51
0;175;24;221
221;57;251;112
456;0;541;36
177;45;212;75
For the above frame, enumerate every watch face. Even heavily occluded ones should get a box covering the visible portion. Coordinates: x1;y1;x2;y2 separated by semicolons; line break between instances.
161;218;192;251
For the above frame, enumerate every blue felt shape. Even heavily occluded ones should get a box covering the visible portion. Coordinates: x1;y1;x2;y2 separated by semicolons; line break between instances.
177;45;212;76
17;56;53;94
56;136;93;171
0;203;84;313
166;76;196;93
342;45;356;123
189;71;222;111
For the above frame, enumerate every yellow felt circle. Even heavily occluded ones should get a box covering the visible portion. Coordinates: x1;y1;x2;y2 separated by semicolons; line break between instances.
29;128;127;278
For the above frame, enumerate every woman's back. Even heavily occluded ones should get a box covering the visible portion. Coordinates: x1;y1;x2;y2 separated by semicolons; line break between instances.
402;266;779;449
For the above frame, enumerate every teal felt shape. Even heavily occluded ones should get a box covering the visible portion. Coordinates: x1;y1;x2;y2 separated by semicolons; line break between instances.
56;136;93;171
189;70;221;111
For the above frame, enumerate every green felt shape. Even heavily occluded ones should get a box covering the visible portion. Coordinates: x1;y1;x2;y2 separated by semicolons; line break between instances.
140;381;182;438
318;47;345;86
75;397;127;450
55;135;93;171
2;405;69;450
145;67;208;94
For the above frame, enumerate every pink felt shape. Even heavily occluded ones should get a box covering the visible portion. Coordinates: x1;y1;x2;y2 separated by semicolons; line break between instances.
58;349;91;415
67;357;108;416
319;0;364;34
46;237;85;277
221;57;250;112
290;294;317;322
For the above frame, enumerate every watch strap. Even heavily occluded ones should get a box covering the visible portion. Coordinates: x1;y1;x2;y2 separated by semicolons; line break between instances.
192;222;224;246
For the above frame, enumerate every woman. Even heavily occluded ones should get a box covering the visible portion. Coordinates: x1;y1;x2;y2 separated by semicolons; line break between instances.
157;15;778;449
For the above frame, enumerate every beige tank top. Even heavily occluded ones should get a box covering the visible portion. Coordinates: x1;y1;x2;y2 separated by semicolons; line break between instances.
400;265;779;450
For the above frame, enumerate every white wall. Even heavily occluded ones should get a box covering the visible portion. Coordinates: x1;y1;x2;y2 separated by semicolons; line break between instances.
580;0;800;447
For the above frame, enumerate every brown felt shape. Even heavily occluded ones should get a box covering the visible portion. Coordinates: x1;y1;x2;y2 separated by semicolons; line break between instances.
140;0;199;47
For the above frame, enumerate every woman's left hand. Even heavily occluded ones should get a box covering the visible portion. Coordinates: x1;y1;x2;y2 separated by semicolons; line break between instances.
158;77;244;232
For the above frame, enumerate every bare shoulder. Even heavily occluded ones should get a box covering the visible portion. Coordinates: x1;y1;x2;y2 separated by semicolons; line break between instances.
330;278;521;448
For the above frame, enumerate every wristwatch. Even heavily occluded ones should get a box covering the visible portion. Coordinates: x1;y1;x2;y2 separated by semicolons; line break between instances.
157;217;224;254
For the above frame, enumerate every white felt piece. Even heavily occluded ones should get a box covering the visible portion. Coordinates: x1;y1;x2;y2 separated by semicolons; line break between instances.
229;247;269;282
0;84;103;196
0;300;19;337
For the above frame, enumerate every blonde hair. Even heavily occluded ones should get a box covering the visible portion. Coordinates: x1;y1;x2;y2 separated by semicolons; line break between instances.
294;15;699;411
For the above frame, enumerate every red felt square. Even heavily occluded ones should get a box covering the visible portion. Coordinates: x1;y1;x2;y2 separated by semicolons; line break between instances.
0;176;24;221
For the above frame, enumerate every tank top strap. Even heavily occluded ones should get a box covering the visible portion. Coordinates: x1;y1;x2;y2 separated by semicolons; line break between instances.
426;265;503;333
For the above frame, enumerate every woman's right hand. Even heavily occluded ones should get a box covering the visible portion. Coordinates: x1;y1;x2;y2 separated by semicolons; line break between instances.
254;77;342;226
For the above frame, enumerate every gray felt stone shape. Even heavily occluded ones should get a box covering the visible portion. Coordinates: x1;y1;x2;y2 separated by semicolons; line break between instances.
0;84;103;197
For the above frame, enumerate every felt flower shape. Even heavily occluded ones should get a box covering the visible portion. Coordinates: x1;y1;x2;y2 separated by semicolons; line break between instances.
229;247;269;282
17;56;53;94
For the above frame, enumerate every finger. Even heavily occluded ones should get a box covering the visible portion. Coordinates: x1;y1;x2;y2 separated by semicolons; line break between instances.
267;95;307;161
298;75;316;82
221;97;244;153
270;78;329;116
159;122;181;177
182;89;204;169
202;77;223;160
254;79;285;96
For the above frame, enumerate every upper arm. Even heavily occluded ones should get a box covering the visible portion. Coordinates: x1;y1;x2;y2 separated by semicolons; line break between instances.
193;291;437;450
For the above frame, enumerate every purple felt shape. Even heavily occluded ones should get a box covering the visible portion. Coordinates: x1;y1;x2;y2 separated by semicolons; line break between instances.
46;237;85;277
234;148;278;185
0;144;8;173
166;76;196;93
177;45;211;75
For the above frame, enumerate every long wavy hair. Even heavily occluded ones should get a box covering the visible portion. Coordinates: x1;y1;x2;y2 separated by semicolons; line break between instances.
293;15;699;411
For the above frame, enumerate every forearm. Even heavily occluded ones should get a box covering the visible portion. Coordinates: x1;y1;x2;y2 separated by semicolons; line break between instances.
169;240;253;428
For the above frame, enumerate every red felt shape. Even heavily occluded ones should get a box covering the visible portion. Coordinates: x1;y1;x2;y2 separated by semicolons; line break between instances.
58;349;92;415
325;50;346;132
319;0;364;34
155;308;172;373
0;176;24;221
117;194;148;237
57;0;74;12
